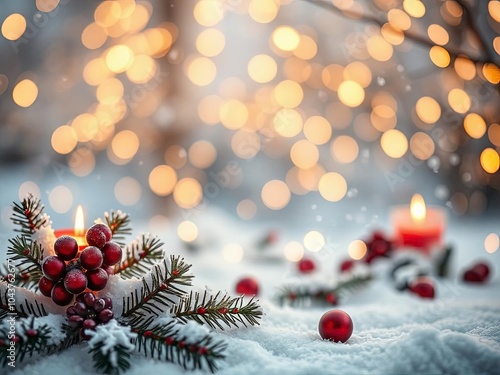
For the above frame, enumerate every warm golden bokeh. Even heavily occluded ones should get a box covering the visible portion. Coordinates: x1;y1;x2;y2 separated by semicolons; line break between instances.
480;148;499;174
261;180;291;210
381;129;408;158
248;54;277;83
463;113;487;139
348;240;367;260
415;96;441;124
448;88;471;114
186;56;217;86
149;165;177;196
188;140;217;169
194;0;224;26
51;126;78;155
410;132;435;160
273;108;303;138
283;241;304;262
303;230;325;252
330;136;359;164
177;221;198;242
274;80;304;108
237;199;257;220
249;0;279;23
290;140;319;169
1;13;26;41
36;0;60;12
303;116;332;145
318;172;347;202
12;79;38;108
338;80;365;107
272;26;300;51
111;130;140;160
220;99;248;129
196;28;225;57
429;46;450;68
488;123;500;147
173;178;203;209
427;24;449;45
403;0;426;18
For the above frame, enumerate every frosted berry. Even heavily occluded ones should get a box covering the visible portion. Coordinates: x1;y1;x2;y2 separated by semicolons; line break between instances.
86;268;109;291
101;241;122;266
42;256;66;281
79;246;103;270
54;236;78;261
85;223;112;248
51;282;74;306
38;276;55;297
235;277;259;296
409;277;435;299
297;258;316;274
318;309;353;343
63;269;87;294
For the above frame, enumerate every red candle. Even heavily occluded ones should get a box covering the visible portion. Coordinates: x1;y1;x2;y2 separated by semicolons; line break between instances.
54;205;87;250
391;194;446;253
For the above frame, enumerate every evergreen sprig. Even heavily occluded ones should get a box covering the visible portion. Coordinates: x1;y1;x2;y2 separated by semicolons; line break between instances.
104;210;132;247
276;273;372;307
0;317;54;366
6;236;44;286
0;264;39;290
0;284;48;321
122;256;193;327
134;320;227;373
172;291;263;330
89;344;132;374
115;234;165;279
11;194;47;235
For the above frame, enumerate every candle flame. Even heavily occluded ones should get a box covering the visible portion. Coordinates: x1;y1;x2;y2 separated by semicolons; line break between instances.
74;205;85;237
410;194;426;224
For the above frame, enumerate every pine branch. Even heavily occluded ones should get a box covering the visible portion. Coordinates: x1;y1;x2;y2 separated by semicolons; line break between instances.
115;234;165;279
122;256;193;327
6;236;44;286
0;263;39;290
104;211;132;247
89;344;132;374
172;291;263;330
0;317;54;366
11;194;47;235
276;273;372;307
45;325;80;355
0;283;48;321
133;320;226;373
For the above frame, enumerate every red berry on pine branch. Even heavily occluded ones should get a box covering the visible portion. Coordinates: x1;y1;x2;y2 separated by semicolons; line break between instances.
39;276;56;297
86;268;109;291
64;269;87;294
172;269;179;276
235;277;259;296
101;241;122;266
178;341;185;349
143;331;153;337
54;236;79;261
297;258;316;274
325;292;338;305
232;308;239;314
198;346;209;355
339;259;354;273
26;329;37;337
318;309;353;343
409;277;435;299
85;224;111;248
165;337;174;345
218;307;228;314
79;246;103;270
51;282;74;306
23;249;30;256
197;306;207;314
42;256;66;282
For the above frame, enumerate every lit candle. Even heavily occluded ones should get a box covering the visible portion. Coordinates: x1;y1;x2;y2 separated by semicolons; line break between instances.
54;205;87;250
391;194;446;253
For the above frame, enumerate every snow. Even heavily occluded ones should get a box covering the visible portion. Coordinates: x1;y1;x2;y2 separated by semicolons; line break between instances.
5;208;500;374
31;225;56;257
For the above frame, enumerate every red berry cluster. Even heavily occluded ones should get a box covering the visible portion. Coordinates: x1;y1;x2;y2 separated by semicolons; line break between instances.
363;231;393;264
463;261;490;283
66;292;114;340
38;223;122;306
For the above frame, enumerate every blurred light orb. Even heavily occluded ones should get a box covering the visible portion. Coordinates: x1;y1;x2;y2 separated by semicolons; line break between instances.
272;26;300;51
188;140;217;169
149;165;177;196
298;165;325;191
367;35;393;61
485;233;499;254
248;54;277;83
19;181;41;201
177;221;198;243
415;96;441;124
2;13;26;41
330;136;359;164
274;80;303;108
448;88;471;114
196;28;225;57
194;0;224;27
303;116;332;145
463;113;486;139
410;132;435;160
454;56;476;80
290;140;319;169
261;180;291;210
115;177;141;206
198;95;223;125
126;55;157;83
338;80;364;107
81;23;107;50
237;199;257;220
480;148;499;174
69;148;96;177
482;63;500;84
303;230;325;252
111;130;140;160
165;145;187;169
49;186;73;214
96;78;124;105
403;0;426;18
273;108;303;137
381;129;408;158
429;46;450;68
36;0;60;12
343;61;372;88
13;79;38;108
318;172;347;202
52;126;78;154
105;45;134;73
427;24;449;45
488;123;500;147
348;240;367;260
83;58;112;86
220;99;248;129
173;178;203;209
223;243;244;263
284;241;304;262
293;35;317;60
231;130;261;159
186;57;217;86
249;0;279;23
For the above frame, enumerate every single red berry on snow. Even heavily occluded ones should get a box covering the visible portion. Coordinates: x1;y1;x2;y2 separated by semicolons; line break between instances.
38;276;56;297
79;246;103;270
463;261;490;283
472;262;490;279
101;241;122;266
235;277;259;296
63;269;88;294
85;224;111;248
297;258;316;274
339;259;354;273
86;268;109;291
42;256;66;281
409;277;435;299
54;236;79;261
51;282;74;306
318;309;353;343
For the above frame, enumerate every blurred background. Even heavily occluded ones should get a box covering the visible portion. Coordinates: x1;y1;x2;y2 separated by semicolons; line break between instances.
0;0;499;261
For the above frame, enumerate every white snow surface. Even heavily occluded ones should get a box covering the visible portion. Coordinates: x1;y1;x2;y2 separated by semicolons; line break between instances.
7;208;500;374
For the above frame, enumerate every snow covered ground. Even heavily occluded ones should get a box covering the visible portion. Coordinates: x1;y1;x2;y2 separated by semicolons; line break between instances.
6;207;500;375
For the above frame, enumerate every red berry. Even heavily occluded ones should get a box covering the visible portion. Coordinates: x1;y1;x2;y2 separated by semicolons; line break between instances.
82;319;97;330
370;239;390;256
235;277;259;296
51;282;74;306
101;242;122;266
218;307;228;314
86;268;109;291
68;315;83;327
64;269;87;294
85;224;108;248
83;292;96;307
38;276;56;297
318;309;353;343
74;302;88;316
102;297;113;309
165;337;174;345
54;236;78;261
66;306;76;316
26;329;37;337
409;277;435;299
339;259;354;273
103;265;115;275
93;299;106;312
471;262;490;280
298;258;316;274
42;256;66;281
325;292;338;305
463;269;484;283
197;307;207;314
98;309;114;323
79;246;103;270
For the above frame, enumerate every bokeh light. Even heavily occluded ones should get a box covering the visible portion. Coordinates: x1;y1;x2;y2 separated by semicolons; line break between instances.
115;177;142;206
485;233;499;254
480;148;499;174
223;243;244;263
1;13;26;41
348;240;367;260
381;129;408;158
149;165;177;196
318;172;347;202
237;199;257;220
303;230;325;252
177;221;199;242
49;186;74;213
283;241;304;262
261;180;291;210
12;79;38;108
173;178;203;209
